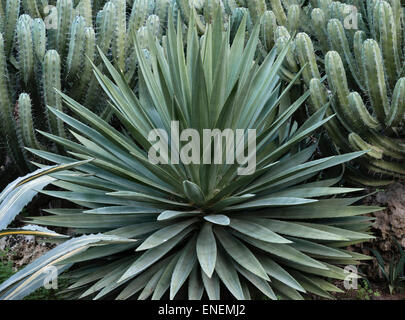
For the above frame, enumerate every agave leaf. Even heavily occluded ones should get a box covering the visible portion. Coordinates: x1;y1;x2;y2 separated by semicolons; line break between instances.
43;208;83;215
214;248;244;300
229;218;291;243
170;235;197;299
214;227;269;281
0;161;91;230
0;225;67;238
138;267;166;300
201;270;220;300
253;219;350;241
157;210;200;221
296;222;375;241
119;226;195;282
136;218;198;251
107;191;192;207
85;206;161;214
235;264;277;300
203;214;230;225
116;255;174;300
27;214;156;229
67;259;126;290
152;253;182;300
59;243;137;264
305;275;344;293
225;197;318;210
37;190;139;206
0;234;135;300
196;222;217;278
183;181;205;206
271;278;304;300
235;233;328;270
284;261;350;280
288;237;352;258
188;264;204;300
81;258;134;299
289;271;335;299
271;187;363;198
208;194;255;211
256;254;306;293
252;203;382;219
106;222;166;239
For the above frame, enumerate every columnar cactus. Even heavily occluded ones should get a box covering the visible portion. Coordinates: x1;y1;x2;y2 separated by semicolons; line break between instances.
18;93;44;151
262;0;405;185
43;49;64;138
307;0;405;185
0;33;29;174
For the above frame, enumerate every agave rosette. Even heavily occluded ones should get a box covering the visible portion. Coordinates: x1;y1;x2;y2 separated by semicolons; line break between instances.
0;11;379;300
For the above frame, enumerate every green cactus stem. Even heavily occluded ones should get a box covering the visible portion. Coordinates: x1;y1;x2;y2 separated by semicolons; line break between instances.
247;0;266;24
43;49;65;138
0;34;28;173
16;15;35;87
18;93;44;151
66;15;87;79
386;77;405;127
4;0;21;56
361;39;389;125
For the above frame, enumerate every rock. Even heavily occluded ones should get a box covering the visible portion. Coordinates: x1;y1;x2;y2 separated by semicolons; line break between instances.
365;182;405;250
360;182;405;279
0;235;55;270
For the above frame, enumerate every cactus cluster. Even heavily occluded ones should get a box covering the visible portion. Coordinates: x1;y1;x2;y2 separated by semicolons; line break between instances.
0;0;170;184
2;0;405;188
256;0;405;186
305;0;405;185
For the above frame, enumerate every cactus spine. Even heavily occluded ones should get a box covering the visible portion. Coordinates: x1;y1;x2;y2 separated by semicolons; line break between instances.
265;0;405;184
247;0;266;24
56;0;74;60
16;15;35;87
4;0;21;56
43;50;65;138
18;93;43;151
0;34;28;173
112;0;126;71
66;16;87;79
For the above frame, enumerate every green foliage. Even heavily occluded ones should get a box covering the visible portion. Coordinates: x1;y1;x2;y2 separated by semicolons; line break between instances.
352;279;381;300
23;278;70;300
0;11;379;300
0;248;15;284
368;240;405;294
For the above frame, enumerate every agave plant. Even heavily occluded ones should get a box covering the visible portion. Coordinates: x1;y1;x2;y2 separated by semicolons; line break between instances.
0;10;379;300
